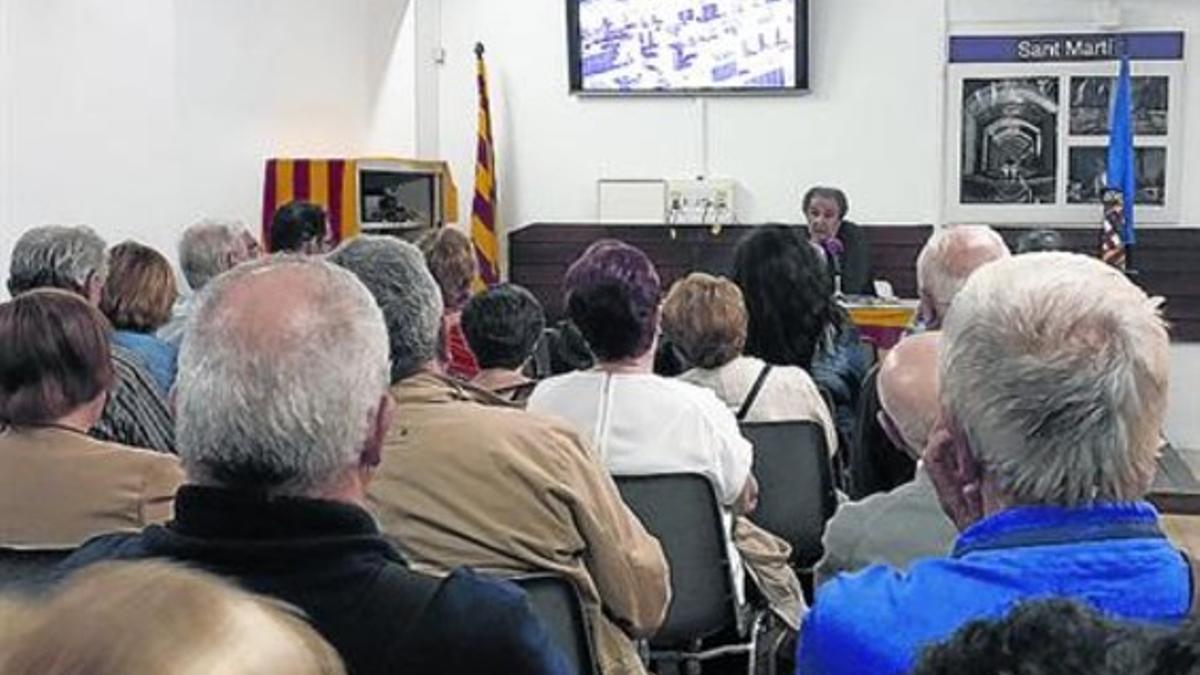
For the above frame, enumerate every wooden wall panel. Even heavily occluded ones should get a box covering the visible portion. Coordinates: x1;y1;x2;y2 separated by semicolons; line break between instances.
510;223;1200;342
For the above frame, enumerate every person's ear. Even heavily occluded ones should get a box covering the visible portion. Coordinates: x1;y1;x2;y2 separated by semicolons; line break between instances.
925;409;984;531
361;394;394;470
918;290;940;329
877;410;917;461
85;272;104;307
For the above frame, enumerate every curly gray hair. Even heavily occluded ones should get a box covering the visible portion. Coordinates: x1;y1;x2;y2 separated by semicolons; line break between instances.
7;225;108;297
328;235;444;383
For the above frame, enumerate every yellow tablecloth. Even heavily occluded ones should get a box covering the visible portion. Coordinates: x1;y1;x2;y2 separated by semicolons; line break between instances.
843;301;919;349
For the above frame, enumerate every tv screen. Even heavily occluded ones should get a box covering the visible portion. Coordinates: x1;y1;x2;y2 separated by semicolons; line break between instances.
359;169;438;231
567;0;809;94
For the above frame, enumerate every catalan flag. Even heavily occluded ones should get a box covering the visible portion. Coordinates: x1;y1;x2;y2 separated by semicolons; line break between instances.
471;43;500;290
262;159;359;252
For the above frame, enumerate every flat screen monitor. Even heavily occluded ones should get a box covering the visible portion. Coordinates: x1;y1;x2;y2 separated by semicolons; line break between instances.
567;0;809;95
358;163;442;232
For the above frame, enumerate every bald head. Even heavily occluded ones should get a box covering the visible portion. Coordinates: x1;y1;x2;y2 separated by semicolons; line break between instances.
176;256;390;498
877;332;941;457
916;226;1011;329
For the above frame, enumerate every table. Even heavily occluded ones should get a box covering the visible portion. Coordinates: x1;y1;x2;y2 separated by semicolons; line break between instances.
843;300;919;351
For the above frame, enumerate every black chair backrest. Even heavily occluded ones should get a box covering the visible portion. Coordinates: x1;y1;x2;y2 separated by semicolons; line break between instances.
614;473;737;646
739;420;838;569
511;573;599;675
0;547;72;595
847;364;915;499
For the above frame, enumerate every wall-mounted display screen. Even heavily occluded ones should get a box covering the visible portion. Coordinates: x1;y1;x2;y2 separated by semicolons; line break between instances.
567;0;809;94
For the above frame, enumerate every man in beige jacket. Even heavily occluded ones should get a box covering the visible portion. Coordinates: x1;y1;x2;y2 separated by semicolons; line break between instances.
331;236;670;675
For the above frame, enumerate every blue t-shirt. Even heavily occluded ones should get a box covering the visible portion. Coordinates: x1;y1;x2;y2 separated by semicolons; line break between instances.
797;502;1189;674
112;330;178;395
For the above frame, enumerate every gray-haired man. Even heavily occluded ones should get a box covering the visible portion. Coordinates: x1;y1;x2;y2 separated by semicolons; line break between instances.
158;219;260;348
799;253;1187;675
58;256;571;675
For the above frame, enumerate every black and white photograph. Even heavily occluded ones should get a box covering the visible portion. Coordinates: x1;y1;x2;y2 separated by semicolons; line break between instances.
1069;76;1169;136
960;77;1059;204
1066;146;1167;205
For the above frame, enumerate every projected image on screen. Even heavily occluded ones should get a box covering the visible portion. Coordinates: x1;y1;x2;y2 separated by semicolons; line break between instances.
578;0;797;91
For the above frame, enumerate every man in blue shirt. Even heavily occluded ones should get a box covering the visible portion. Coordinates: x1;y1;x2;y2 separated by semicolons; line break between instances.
797;252;1188;675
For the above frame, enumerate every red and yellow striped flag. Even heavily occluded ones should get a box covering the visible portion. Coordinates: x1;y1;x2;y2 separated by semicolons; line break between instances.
262;159;359;252
470;43;500;291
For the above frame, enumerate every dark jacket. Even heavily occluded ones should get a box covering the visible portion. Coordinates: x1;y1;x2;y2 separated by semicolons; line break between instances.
833;220;874;296
57;486;571;675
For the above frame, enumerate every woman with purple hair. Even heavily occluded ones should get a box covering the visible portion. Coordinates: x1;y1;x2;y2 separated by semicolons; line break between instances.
527;239;805;630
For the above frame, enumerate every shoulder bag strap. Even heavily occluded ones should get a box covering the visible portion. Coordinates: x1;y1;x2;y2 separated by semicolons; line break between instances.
737;364;773;421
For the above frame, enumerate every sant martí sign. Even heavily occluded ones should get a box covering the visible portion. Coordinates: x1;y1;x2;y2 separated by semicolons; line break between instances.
950;31;1185;64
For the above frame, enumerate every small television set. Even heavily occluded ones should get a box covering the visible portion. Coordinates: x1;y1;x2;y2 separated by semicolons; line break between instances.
357;159;445;234
567;0;810;95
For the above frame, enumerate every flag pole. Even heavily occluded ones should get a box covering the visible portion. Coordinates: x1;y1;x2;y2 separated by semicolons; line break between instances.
470;41;501;291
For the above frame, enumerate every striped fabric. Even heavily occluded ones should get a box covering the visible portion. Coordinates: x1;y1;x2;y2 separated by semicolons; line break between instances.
262;159;359;252
91;345;176;454
470;44;500;291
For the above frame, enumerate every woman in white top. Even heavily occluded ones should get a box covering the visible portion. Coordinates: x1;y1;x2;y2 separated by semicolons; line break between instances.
528;241;805;623
660;272;838;456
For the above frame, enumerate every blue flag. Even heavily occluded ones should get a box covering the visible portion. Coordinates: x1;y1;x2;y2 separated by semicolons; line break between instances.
1107;51;1136;245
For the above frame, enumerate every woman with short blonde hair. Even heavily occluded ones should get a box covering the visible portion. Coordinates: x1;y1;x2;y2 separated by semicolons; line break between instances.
662;272;838;455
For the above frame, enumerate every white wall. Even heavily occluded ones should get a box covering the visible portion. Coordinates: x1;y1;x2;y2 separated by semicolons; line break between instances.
0;0;413;290
425;0;1200;447
433;0;946;232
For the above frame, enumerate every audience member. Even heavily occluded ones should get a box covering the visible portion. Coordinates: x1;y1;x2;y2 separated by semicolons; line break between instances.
159;218;259;347
661;272;837;453
100;241;179;394
0;290;183;548
851;224;1010;499
420;228;481;379
1016;228;1067;254
0;561;346;674
269;200;329;254
7;226;174;453
913;599;1146;675
733;225;867;448
529;239;805;629
815;332;956;583
330;236;667;675
803;186;873;296
915;225;1010;329
461;283;546;404
56;256;572;675
797;253;1185;674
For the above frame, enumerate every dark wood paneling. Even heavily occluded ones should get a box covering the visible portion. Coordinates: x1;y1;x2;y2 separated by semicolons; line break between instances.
510;223;1200;342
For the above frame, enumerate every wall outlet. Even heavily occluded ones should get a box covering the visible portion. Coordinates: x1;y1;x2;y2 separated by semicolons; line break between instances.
665;179;737;224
